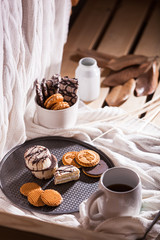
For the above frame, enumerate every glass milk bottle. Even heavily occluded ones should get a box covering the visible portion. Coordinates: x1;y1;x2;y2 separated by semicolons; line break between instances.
75;57;100;102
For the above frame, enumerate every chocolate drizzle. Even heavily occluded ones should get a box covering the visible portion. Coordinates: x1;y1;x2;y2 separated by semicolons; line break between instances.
31;154;57;172
24;145;52;172
55;165;77;176
46;74;60;96
25;146;49;165
59;76;78;106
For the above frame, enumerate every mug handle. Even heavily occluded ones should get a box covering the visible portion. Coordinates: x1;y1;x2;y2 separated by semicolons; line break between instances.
87;189;105;221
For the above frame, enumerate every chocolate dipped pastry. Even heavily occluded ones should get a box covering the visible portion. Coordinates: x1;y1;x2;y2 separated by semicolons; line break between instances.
54;165;80;185
35;79;44;107
82;159;109;178
46;74;60;95
24;145;52;171
35;74;60;107
32;154;58;179
41;78;49;101
59;76;78;106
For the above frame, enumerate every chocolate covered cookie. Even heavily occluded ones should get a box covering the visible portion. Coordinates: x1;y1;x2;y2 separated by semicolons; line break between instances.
82;159;108;178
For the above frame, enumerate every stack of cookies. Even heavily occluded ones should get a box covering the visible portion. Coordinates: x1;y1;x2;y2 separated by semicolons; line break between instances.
20;182;63;207
62;149;108;178
44;93;70;110
24;145;58;179
35;74;78;110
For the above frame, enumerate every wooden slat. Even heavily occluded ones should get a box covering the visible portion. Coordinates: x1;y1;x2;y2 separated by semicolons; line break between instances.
61;0;117;77
121;0;160;117
97;0;152;56
121;0;160;125
135;1;160;57
88;0;152;109
136;0;160;126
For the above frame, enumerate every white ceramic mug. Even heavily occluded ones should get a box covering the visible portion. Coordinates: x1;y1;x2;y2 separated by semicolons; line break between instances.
87;167;142;220
75;57;100;102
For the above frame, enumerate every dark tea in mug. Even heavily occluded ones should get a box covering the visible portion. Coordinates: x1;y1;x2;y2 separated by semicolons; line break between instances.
107;184;133;192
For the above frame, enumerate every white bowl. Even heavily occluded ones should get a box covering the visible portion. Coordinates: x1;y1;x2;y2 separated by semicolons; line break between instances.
35;97;79;129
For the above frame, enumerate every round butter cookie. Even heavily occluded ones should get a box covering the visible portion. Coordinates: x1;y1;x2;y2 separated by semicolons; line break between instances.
82;159;108;178
28;189;45;207
20;182;41;197
62;151;80;168
41;189;63;206
44;93;63;109
76;149;100;167
51;101;70;110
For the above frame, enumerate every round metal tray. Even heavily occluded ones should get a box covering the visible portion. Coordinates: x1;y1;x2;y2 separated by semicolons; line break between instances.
0;136;114;214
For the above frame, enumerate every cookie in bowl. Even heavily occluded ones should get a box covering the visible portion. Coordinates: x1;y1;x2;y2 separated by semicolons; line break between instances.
35;75;79;129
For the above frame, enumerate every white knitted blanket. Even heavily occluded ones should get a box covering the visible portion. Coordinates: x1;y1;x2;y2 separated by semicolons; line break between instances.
0;0;71;160
1;99;160;240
